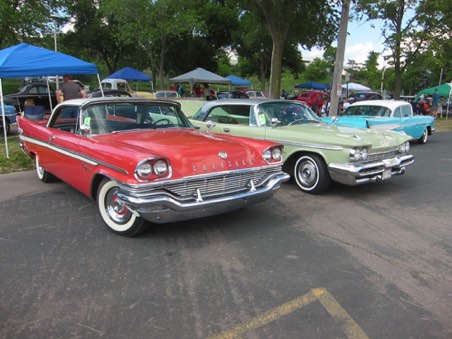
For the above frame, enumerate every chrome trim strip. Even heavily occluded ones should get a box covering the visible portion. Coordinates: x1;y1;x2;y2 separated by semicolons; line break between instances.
20;135;128;174
266;138;344;151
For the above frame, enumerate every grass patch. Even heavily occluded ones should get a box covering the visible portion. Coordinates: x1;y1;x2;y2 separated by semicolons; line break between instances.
0;135;34;173
435;117;452;132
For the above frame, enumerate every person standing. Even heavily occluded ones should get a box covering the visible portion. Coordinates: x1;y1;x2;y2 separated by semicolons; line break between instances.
56;75;85;103
431;89;440;118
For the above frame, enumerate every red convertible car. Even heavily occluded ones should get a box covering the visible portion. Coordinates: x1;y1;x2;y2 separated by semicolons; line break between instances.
17;97;289;236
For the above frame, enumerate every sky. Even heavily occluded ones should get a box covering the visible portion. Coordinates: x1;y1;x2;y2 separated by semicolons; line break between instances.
301;19;388;69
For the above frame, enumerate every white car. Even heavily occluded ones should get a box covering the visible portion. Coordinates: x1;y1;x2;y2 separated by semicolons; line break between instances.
155;90;180;98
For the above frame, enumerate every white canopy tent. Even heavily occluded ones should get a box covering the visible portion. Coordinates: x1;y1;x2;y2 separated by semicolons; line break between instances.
342;82;371;91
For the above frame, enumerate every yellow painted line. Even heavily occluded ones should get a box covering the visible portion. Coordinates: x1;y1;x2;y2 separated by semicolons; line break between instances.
208;288;368;339
313;288;369;339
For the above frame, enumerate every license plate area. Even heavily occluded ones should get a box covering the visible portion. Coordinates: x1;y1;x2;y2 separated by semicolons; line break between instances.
382;169;392;180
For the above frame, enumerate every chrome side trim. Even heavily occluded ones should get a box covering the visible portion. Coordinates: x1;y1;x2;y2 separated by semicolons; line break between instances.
267;138;344;151
19;135;128;174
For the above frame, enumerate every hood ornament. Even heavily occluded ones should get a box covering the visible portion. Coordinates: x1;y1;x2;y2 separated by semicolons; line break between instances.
219;151;228;159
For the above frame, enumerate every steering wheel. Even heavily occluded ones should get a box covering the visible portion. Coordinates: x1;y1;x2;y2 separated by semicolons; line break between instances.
155;118;172;126
288;118;306;126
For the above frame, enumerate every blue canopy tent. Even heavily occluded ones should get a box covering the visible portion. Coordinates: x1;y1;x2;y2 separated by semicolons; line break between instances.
225;75;252;87
106;67;152;81
0;43;100;158
294;81;330;90
105;67;153;91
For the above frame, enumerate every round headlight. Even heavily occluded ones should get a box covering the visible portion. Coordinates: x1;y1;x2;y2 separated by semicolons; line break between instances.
263;149;272;161
405;141;410;152
136;162;153;178
350;149;361;161
271;147;282;160
361;147;368;160
153;159;168;176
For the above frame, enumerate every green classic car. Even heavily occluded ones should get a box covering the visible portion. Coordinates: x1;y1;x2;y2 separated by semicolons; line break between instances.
191;99;414;194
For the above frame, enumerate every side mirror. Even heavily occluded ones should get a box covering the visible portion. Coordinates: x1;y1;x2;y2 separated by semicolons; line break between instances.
332;116;338;123
271;117;280;128
206;120;216;132
80;116;92;136
80;124;91;136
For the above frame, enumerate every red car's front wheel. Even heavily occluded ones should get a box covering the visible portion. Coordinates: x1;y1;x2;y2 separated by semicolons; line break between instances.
97;178;146;237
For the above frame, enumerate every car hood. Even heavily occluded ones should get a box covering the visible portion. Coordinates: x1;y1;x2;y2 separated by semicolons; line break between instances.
95;129;266;178
273;122;410;150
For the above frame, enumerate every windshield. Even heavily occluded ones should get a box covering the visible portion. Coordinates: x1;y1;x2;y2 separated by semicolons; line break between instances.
343;105;390;117
80;102;193;135
256;101;321;127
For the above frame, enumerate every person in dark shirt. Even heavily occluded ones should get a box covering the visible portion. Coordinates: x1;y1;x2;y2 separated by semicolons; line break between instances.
56;75;85;103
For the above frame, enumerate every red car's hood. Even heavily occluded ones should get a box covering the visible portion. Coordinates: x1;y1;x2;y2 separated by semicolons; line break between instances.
95;129;265;178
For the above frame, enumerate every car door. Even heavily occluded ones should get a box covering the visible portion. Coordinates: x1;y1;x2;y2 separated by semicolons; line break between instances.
390;106;405;134
201;104;262;138
43;105;89;191
401;104;422;138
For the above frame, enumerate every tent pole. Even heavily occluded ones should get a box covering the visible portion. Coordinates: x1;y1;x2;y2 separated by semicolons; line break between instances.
46;78;53;112
1;79;10;159
97;74;104;97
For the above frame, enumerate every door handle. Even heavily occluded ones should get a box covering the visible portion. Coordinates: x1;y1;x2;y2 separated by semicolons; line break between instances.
223;128;230;132
50;135;55;141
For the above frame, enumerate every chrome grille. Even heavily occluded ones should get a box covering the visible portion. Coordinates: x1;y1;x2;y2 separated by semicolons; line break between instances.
164;166;281;198
365;150;399;163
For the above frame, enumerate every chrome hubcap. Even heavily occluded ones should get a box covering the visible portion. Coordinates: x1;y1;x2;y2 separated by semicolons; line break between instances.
299;161;317;187
106;188;131;224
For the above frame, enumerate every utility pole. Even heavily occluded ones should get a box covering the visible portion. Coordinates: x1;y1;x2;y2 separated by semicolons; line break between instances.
329;0;350;117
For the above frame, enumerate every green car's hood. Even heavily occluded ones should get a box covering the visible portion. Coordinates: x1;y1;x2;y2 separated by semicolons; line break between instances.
270;122;410;150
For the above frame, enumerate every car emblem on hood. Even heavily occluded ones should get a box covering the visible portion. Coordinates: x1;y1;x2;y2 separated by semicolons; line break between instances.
219;151;228;159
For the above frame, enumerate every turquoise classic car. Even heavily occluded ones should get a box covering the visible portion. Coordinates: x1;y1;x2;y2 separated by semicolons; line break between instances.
191;99;414;194
322;100;435;144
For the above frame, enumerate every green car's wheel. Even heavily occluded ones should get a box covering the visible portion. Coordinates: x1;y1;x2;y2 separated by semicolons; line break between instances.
294;154;330;194
97;178;147;237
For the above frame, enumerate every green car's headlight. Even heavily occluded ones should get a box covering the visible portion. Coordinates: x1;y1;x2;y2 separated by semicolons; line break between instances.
350;147;368;161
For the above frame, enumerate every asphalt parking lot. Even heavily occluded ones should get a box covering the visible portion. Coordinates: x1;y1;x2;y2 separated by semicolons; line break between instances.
1;132;451;338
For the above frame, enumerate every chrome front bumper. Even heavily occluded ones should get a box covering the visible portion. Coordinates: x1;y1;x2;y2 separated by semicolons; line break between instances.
328;154;414;186
117;172;290;223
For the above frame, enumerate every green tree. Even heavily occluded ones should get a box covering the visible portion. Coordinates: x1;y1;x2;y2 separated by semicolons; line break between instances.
304;58;330;83
0;0;60;48
244;0;340;98
355;0;450;98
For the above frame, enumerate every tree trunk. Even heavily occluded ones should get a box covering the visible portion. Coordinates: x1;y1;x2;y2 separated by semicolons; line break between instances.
329;0;350;116
269;39;284;99
158;36;167;90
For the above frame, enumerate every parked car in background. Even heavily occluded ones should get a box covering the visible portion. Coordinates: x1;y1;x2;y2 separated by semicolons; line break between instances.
88;89;132;98
154;90;180;98
245;90;266;98
101;78;155;98
322;100;435;144
292;90;329;113
0;103;17;135
3;82;58;112
217;91;249;99
17;97;289;236
191;99;413;194
348;91;382;104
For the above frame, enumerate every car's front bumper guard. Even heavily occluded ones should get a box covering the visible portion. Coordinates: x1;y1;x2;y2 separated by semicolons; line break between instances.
117;172;290;224
328;154;414;186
